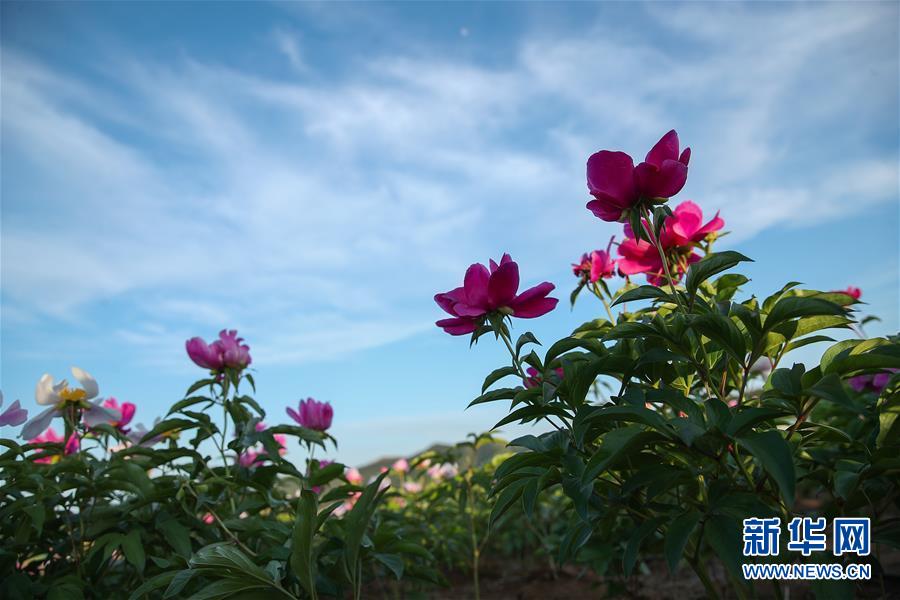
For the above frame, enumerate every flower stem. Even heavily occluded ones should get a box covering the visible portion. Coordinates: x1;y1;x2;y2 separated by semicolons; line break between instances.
497;326;565;432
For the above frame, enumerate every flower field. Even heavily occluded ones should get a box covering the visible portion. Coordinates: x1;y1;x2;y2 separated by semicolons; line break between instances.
1;131;898;600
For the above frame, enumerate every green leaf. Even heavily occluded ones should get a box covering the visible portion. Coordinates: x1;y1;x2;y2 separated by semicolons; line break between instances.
128;572;179;600
156;513;192;560
163;570;195;599
764;297;844;331
691;313;747;363
343;472;389;586
140;418;198;444
291;490;319;600
611;285;672;307
515;332;541;357
805;374;860;412
373;553;404;580
168;396;213;416
623;517;665;576
490;479;530;527
481;366;518;393
685;251;753;300
468;387;518;408
665;511;701;572
583;426;664;483
185;378;216;396
726;408;788;437
703;515;744;579
121;529;146;573
737;430;795;505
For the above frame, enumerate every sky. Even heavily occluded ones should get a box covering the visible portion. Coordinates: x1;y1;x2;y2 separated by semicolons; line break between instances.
1;1;898;466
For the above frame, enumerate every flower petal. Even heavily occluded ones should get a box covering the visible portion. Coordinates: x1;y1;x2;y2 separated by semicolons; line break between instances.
435;317;479;335
586;197;627;222
0;400;28;427
20;406;59;440
634;158;688;199
463;263;490;309
587;150;636;206
83;403;121;428
510;282;558;318
71;367;99;399
35;374;59;406
644;130;680;167
488;260;520;308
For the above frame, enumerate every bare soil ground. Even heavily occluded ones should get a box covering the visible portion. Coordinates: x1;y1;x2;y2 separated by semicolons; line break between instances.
403;551;900;599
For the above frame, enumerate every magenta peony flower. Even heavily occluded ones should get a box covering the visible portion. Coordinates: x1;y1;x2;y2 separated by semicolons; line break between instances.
523;366;565;389
64;432;80;456
102;397;136;433
434;254;558;335
834;286;862;300
286;398;334;431
634;130;691;200
586;130;690;222
660;201;723;246
586;151;640;221
0;392;27;427
185;329;252;372
848;370;896;394
217;330;252;369
185;337;225;370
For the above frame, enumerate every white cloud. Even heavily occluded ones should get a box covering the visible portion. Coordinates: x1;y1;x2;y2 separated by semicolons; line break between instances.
272;28;308;73
1;2;896;371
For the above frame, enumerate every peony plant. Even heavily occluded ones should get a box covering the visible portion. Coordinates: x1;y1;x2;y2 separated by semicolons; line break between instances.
443;131;900;598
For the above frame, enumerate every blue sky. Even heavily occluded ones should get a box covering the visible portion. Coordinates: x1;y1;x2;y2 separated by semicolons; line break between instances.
1;1;898;466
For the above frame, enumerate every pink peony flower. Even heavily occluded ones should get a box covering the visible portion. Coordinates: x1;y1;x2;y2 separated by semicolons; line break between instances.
392;458;409;473
185;329;252;372
0;391;27;427
834;286;862;300
29;428;79;463
434;254;558;335
403;481;423;494
617;202;720;286
185;337;225;371
586;130;690;222
286;398;333;431
202;513;215;525
660;201;723;246
345;467;363;485
29;428;64;464
217;330;252;369
573;237;617;284
523;367;565;389
102;397;136;433
239;450;261;467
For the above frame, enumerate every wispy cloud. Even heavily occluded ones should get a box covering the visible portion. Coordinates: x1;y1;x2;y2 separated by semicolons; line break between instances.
1;1;896;373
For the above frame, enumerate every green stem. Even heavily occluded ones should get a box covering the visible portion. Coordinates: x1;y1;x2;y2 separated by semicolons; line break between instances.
497;328;565;432
591;282;615;322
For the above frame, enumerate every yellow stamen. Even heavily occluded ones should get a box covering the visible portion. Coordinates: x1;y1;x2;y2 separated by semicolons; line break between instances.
59;387;87;402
